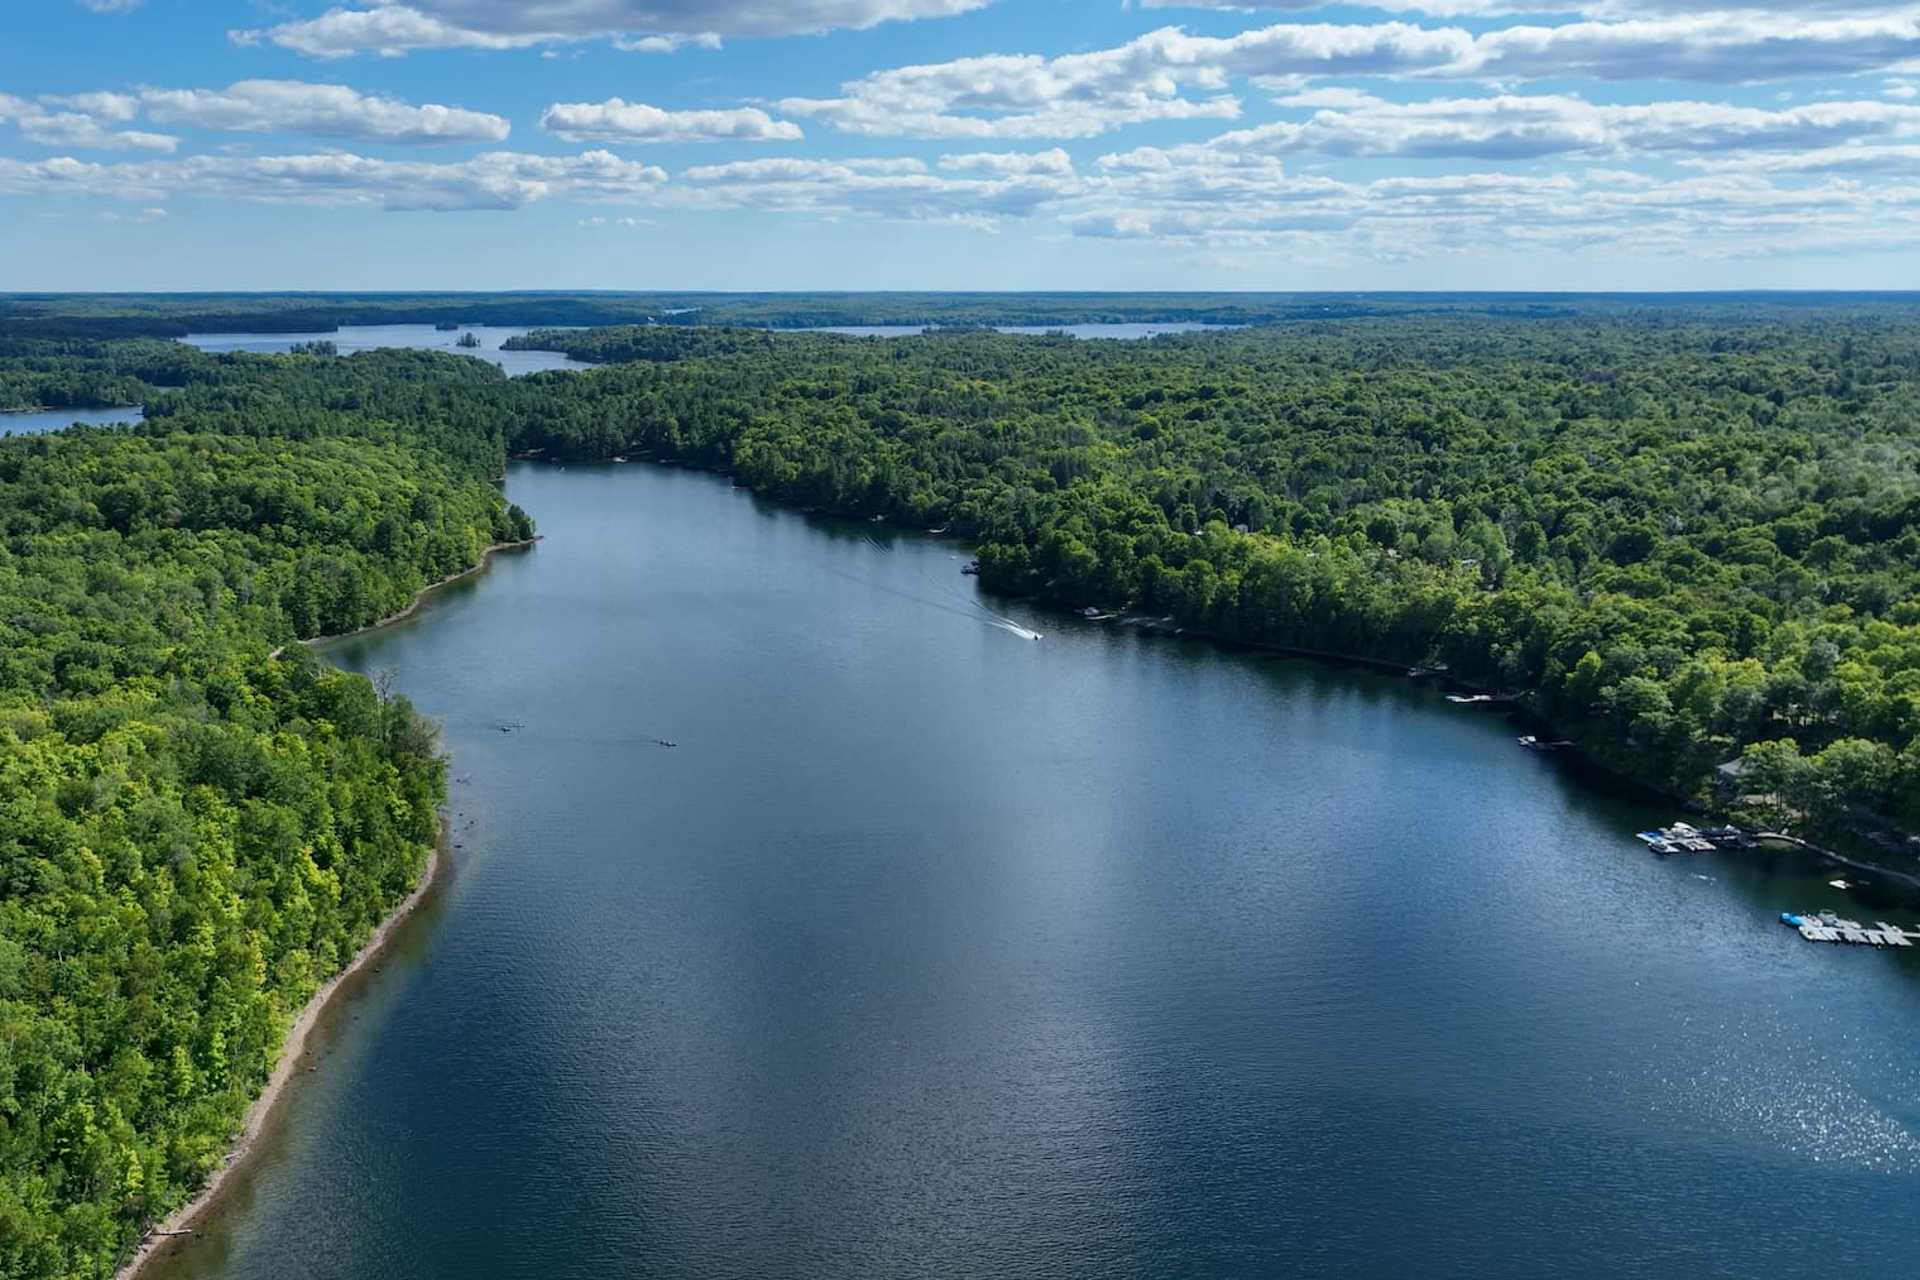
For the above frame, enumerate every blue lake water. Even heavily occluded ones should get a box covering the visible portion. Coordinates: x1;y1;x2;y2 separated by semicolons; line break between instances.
150;461;1920;1280
1;404;145;436
181;325;594;377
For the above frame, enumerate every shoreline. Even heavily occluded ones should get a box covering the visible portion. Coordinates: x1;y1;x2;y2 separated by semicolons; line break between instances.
115;837;447;1280
139;531;529;1272
1759;833;1920;894
302;537;540;649
270;538;539;659
517;453;1920;887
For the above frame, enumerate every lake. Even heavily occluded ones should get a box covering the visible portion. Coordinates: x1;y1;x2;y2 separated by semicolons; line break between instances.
150;462;1920;1280
1;404;144;435
180;325;595;376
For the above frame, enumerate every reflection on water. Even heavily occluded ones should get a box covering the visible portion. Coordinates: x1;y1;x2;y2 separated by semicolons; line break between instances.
152;462;1920;1280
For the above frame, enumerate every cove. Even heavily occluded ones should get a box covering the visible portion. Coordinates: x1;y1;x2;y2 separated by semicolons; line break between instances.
149;461;1920;1280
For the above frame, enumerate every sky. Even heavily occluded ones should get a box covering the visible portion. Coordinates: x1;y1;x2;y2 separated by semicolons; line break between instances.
2;0;1918;291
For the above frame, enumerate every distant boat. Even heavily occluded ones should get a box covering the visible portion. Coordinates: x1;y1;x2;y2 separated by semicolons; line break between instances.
1517;735;1572;752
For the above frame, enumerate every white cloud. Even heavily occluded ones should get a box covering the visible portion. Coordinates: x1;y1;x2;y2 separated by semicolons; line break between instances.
612;32;722;53
77;0;144;12
777;15;1920;140
236;1;990;58
672;156;1076;228
1139;0;1920;16
938;148;1075;175
540;99;802;143
0;95;177;152
1682;141;1920;173
0;149;666;212
1468;15;1920;82
101;206;167;223
1223;91;1920;159
140;80;510;143
1061;133;1920;263
43;91;140;121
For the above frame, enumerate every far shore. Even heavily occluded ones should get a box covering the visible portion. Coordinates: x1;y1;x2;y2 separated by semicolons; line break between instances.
115;838;447;1280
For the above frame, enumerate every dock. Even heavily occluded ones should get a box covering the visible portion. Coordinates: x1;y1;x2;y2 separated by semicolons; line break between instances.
1635;821;1758;855
1780;912;1919;948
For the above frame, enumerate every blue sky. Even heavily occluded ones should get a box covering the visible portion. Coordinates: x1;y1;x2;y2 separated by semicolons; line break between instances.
2;0;1918;290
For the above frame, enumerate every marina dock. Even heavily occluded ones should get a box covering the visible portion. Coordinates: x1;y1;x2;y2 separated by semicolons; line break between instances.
1635;821;1758;855
1781;912;1920;948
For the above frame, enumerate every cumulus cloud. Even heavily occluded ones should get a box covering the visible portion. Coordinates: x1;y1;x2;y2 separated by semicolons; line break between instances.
1221;91;1920;159
140;80;510;143
1062;131;1920;263
777;15;1920;140
0;96;176;152
1138;0;1920;16
236;1;990;57
540;99;802;143
938;149;1075;175
0;149;666;212
672;155;1076;228
43;91;140;121
1468;15;1920;82
612;32;723;53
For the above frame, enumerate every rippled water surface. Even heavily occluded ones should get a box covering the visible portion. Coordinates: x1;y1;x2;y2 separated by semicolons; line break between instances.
153;462;1920;1280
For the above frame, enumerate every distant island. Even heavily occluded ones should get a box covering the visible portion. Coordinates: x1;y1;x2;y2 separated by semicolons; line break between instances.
456;332;482;348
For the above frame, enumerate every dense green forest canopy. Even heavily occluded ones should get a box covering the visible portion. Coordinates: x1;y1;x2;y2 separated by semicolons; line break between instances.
7;290;1919;340
0;351;529;1278
500;315;1920;837
4;303;1920;1275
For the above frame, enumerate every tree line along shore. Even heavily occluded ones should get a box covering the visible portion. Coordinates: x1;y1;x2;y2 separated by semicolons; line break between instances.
4;301;1920;1276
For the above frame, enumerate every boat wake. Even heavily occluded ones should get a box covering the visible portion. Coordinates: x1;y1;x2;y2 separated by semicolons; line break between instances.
983;617;1044;641
815;563;1042;641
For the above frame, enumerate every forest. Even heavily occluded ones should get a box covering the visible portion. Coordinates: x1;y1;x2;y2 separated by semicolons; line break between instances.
9;290;1914;340
3;302;1920;1275
0;350;530;1277
493;314;1920;838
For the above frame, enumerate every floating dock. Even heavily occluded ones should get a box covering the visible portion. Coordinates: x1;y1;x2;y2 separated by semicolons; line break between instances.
1636;821;1758;855
1780;911;1919;948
